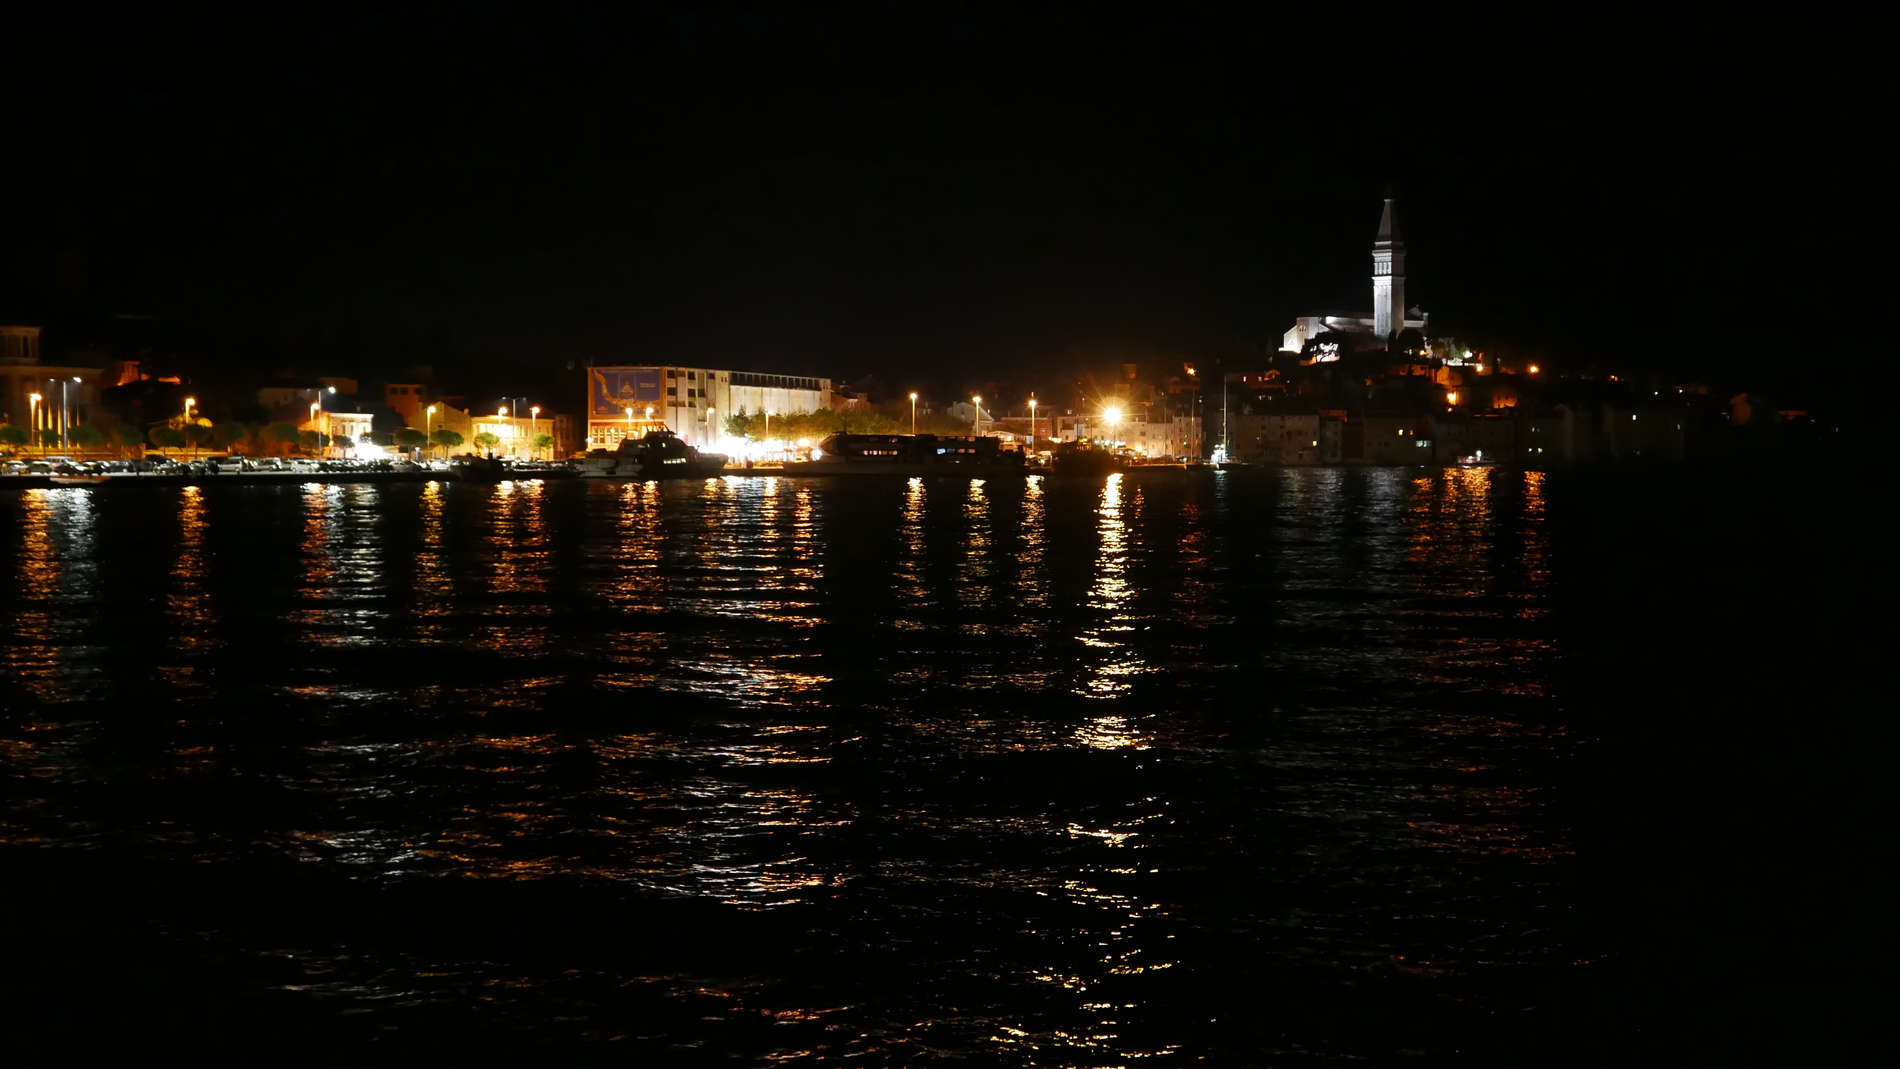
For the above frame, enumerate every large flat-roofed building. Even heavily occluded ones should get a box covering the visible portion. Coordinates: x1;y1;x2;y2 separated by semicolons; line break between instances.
586;365;832;451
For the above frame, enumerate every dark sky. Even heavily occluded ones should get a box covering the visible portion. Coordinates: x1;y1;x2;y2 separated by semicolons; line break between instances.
5;7;1839;400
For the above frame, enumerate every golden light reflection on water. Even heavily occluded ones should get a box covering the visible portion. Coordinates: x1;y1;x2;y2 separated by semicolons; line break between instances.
4;489;86;699
164;487;217;693
959;478;992;611
1014;474;1049;621
473;481;554;660
895;476;930;621
411;481;454;642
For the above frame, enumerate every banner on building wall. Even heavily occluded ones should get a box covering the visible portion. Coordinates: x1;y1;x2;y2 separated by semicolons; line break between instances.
589;367;664;416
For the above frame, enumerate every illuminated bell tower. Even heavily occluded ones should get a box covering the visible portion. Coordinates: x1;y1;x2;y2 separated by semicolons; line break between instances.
1371;195;1404;340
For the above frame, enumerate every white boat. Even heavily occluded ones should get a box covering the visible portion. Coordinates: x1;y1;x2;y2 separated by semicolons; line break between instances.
49;474;111;486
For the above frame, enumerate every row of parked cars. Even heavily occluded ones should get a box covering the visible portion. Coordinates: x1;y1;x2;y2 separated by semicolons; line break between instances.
2;454;436;477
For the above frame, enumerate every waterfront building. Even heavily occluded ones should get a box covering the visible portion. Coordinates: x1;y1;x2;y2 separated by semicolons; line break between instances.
383;382;427;427
1071;411;1202;459
1281;197;1430;356
585;365;832;451
1;325;108;446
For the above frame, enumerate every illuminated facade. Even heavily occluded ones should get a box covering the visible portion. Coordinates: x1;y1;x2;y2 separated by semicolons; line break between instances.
2;325;107;445
586;365;831;451
1281;197;1429;355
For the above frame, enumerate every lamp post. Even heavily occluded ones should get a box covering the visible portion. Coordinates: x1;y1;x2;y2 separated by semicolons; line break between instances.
530;405;541;457
310;401;320;457
28;392;41;454
183;396;197;459
1184;366;1198;459
909;391;918;435
971;395;982;436
1028;398;1037;451
426;404;437;460
50;377;78;451
1103;405;1123;445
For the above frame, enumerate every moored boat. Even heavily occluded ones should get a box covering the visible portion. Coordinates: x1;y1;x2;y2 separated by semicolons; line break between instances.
574;430;727;479
450;454;506;481
1051;439;1126;477
779;433;1025;476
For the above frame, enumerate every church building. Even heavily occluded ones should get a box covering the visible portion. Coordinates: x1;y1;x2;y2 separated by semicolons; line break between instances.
1281;197;1429;357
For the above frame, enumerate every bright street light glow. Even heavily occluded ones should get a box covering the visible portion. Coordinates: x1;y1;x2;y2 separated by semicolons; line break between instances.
1103;405;1123;426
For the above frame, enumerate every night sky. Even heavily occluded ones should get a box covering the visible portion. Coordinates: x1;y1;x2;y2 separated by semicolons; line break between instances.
6;7;1837;401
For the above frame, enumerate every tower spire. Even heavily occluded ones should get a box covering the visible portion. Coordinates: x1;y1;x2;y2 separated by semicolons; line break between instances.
1371;194;1406;339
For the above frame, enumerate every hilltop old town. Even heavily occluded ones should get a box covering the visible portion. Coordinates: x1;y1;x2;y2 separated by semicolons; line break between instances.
3;199;1828;472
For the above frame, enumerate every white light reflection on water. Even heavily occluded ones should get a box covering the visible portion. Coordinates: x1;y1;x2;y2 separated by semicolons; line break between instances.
4;489;96;700
1075;474;1152;743
992;797;1178;1061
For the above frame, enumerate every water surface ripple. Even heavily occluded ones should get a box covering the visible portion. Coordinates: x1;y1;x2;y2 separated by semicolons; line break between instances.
1;469;1617;1061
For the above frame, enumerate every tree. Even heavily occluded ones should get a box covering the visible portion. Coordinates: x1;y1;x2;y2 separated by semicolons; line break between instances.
38;429;61;447
393;428;427;453
359;432;374;445
0;425;28;449
68;425;103;449
370;405;407;439
267;421;302;451
430;428;463;451
532;432;554;456
149;425;185;449
106;423;146;455
473;431;501;453
298;430;329;453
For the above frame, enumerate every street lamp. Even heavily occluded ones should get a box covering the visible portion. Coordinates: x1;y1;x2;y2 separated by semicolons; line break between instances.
183;396;195;423
530;405;541;457
1185;366;1198;458
909;391;918;435
971;395;982;435
183;395;197;459
28;393;41;454
1028;398;1037;450
1102;404;1123;444
49;377;80;451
